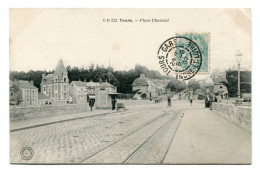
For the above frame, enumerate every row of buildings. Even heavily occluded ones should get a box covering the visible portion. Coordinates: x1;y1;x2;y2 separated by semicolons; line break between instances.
10;60;119;108
132;73;170;99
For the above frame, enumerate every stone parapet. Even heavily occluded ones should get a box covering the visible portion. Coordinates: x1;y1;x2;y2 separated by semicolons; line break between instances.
212;102;251;132
10;104;88;121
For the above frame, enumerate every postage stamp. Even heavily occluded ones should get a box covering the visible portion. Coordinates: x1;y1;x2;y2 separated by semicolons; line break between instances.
176;33;210;74
157;35;202;80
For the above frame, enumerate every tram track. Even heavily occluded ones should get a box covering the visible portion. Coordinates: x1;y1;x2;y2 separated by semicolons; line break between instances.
80;108;186;164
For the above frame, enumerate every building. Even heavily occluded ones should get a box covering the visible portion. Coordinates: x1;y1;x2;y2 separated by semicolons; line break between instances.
213;76;228;99
9;80;21;105
132;74;169;99
38;93;52;105
9;79;38;106
95;82;120;109
86;80;100;95
40;59;70;104
69;80;87;103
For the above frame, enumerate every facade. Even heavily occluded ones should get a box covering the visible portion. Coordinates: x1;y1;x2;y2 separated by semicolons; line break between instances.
213;76;228;99
41;59;70;104
10;79;38;106
86;80;100;95
9;80;21;105
38;93;52;105
69;81;87;103
132;74;168;99
95;82;119;109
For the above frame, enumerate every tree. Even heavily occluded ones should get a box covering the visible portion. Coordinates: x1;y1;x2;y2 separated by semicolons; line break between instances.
188;79;200;91
166;79;187;92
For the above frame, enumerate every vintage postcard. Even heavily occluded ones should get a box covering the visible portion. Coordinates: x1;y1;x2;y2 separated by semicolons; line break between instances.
9;8;251;164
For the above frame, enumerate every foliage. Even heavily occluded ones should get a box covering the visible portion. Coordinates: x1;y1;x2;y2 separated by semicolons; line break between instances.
188;79;200;91
226;70;251;97
166;78;187;92
10;64;171;93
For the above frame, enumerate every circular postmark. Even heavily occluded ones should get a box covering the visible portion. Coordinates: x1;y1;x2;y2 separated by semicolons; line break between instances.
20;146;34;160
157;36;202;80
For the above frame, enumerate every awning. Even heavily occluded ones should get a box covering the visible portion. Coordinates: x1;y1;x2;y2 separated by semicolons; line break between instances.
89;95;96;99
108;92;121;95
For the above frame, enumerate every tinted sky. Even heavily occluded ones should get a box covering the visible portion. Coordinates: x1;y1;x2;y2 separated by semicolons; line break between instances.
10;9;251;78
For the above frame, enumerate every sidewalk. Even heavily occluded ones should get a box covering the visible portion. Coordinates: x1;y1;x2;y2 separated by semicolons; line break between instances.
164;103;251;164
10;109;114;132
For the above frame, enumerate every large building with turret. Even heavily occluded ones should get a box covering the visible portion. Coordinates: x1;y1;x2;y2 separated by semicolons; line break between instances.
40;59;70;104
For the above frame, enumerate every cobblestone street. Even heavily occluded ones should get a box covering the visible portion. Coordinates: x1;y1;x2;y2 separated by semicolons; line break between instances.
10;100;188;164
10;100;251;164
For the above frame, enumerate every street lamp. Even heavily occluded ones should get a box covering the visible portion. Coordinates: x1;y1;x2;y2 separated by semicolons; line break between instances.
236;50;242;101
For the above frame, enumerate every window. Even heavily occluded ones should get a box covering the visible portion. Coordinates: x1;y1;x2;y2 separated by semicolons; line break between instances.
26;89;30;97
55;79;57;83
64;78;66;82
32;90;35;97
220;86;223;89
55;85;57;90
11;92;13;96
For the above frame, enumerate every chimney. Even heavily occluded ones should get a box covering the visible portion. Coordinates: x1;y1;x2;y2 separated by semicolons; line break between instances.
30;80;34;86
14;78;18;86
140;73;146;78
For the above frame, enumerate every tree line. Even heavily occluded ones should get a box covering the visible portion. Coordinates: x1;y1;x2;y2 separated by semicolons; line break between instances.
10;64;172;94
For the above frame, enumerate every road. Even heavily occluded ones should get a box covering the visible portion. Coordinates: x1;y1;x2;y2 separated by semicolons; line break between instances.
10;100;189;164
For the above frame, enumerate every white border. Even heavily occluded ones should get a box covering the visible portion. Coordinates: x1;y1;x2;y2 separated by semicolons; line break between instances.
1;0;259;173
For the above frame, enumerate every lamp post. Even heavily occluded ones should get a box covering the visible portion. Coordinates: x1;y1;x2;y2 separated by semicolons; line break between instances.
236;50;242;101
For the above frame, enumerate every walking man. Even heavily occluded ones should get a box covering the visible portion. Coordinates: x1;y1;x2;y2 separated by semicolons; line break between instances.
89;99;95;111
190;96;193;106
167;95;172;107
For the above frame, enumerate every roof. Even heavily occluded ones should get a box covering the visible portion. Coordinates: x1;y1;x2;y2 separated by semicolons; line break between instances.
86;81;100;87
205;78;214;85
9;80;14;87
99;82;115;87
41;60;68;84
54;59;66;76
38;93;51;100
214;77;228;84
132;78;149;86
17;80;37;89
71;81;86;87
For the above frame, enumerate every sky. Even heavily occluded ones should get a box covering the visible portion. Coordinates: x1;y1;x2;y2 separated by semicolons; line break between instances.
10;9;251;78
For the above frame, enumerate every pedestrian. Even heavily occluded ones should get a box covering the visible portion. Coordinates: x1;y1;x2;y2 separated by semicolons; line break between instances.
89;99;94;111
112;98;116;110
167;95;172;107
190;97;193;106
205;96;208;108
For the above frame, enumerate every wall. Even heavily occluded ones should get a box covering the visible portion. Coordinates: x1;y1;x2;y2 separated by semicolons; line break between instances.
212;102;251;132
10;103;88;122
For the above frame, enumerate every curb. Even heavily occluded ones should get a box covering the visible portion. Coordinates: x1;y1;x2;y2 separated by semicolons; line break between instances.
10;111;116;132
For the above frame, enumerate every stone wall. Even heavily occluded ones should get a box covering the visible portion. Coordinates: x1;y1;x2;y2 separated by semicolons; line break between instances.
212;102;251;132
10;104;88;122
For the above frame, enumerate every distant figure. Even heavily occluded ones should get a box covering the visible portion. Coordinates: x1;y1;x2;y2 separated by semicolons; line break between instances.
112;98;116;110
167;96;172;107
190;97;193;106
205;97;208;107
89;99;95;111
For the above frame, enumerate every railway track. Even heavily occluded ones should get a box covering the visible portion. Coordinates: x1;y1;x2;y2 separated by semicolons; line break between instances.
80;108;187;164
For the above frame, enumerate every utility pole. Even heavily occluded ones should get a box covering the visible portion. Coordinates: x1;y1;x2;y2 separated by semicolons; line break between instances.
236;50;242;101
108;58;111;83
